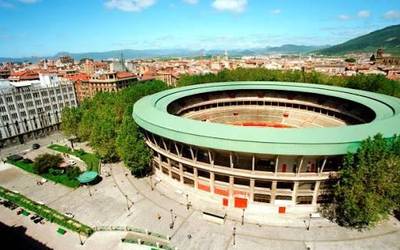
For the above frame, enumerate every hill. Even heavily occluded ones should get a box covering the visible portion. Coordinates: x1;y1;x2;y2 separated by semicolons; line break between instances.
316;24;400;55
0;45;327;63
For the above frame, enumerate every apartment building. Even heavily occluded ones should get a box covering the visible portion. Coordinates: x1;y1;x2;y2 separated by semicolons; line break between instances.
0;73;77;147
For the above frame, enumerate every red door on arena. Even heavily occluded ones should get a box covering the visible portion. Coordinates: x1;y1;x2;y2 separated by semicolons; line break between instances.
282;164;287;173
234;197;248;208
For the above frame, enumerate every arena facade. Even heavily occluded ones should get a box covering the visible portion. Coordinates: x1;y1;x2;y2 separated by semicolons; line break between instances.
133;82;400;214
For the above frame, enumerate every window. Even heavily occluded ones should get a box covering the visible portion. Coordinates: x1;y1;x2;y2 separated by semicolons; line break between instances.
215;174;229;183
254;194;271;203
275;195;292;201
298;182;315;191
197;169;210;179
183;177;194;187
296;196;313;205
182;164;193;174
2;115;9;121
277;182;294;190
255;180;272;189
234;177;250;186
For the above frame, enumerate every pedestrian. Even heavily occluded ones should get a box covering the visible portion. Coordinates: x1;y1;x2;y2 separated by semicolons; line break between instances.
157;213;161;220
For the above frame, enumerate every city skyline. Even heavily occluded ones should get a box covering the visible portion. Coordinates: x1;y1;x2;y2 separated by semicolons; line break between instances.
0;0;399;57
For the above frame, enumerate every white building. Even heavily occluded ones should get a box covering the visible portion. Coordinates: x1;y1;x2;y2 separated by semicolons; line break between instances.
0;73;77;147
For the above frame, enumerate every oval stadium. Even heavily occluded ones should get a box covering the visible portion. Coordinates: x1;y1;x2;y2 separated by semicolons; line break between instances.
133;81;400;214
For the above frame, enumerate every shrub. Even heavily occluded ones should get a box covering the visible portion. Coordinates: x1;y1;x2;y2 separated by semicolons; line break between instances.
33;154;64;174
66;166;81;179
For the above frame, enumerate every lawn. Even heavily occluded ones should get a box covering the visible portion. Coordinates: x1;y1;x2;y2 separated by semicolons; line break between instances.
7;159;80;188
48;144;100;172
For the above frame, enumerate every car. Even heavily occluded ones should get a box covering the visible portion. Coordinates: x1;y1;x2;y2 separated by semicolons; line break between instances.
32;143;40;150
7;154;23;161
30;214;39;220
34;217;43;224
64;212;74;218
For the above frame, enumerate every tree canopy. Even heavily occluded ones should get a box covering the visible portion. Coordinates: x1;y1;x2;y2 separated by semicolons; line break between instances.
177;68;400;98
326;134;400;229
33;153;64;174
61;80;168;176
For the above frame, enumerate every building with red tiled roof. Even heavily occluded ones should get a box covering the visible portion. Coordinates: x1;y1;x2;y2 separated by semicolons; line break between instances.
8;70;39;82
65;73;90;103
67;71;138;103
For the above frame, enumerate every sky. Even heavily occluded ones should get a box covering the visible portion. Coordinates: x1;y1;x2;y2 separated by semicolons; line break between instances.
0;0;399;57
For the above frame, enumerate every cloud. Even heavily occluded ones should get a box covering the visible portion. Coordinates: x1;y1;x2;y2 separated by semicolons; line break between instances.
18;0;40;3
105;0;156;12
212;0;247;13
338;14;350;21
0;0;13;8
270;9;281;15
384;10;400;20
357;10;370;18
183;0;198;4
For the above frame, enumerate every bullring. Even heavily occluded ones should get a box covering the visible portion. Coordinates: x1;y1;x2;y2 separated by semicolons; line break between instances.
133;81;400;213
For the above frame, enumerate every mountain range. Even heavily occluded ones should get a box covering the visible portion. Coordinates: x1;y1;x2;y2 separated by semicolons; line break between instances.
1;24;399;63
316;24;400;56
0;45;327;63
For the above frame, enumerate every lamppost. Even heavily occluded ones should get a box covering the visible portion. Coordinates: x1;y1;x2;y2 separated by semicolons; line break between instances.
186;194;191;210
232;227;236;246
125;194;130;212
241;208;245;225
304;213;312;231
150;175;154;191
87;185;92;197
169;209;174;229
78;231;84;245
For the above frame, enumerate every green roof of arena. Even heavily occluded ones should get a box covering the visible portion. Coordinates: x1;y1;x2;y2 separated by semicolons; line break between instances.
133;81;400;156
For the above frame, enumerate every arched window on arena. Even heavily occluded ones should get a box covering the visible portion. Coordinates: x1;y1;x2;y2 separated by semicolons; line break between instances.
233;153;253;171
254;157;275;172
196;148;210;164
213;150;231;168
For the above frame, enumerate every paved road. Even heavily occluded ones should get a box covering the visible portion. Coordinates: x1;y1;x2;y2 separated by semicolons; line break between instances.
0;142;400;249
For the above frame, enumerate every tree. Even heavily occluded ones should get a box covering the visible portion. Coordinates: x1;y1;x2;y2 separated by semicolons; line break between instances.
327;134;400;229
33;154;64;174
61;107;82;138
66;166;81;179
344;58;356;63
116;114;151;177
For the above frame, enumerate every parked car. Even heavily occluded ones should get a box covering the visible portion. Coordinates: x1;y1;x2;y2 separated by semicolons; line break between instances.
64;212;74;218
32;143;40;149
6;154;23;161
34;217;43;224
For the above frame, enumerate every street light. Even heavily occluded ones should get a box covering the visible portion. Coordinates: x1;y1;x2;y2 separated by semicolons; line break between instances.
303;213;312;231
125;194;130;211
78;231;84;245
150;175;154;191
87;185;92;197
232;227;236;246
241;208;245;225
169;209;174;229
186;194;191;210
